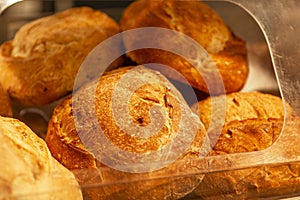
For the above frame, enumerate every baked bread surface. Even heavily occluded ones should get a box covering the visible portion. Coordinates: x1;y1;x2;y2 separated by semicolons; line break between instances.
193;91;290;130
0;84;12;117
0;116;82;200
120;0;248;94
194;118;300;199
192;92;300;199
0;7;123;105
46;66;207;199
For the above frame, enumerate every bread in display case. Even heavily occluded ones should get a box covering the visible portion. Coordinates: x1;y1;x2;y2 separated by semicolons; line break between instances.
0;0;300;199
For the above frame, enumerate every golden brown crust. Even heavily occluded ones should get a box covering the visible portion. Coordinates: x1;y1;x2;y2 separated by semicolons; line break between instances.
191;91;290;155
0;84;12;117
46;66;206;199
0;7;123;106
194;117;300;200
0;116;82;199
120;0;248;94
192;91;291;130
191;92;300;199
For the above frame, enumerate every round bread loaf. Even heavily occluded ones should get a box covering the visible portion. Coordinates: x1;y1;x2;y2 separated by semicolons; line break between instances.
0;116;82;200
120;0;248;94
46;66;207;200
192;92;300;199
0;84;12;117
0;7;123;106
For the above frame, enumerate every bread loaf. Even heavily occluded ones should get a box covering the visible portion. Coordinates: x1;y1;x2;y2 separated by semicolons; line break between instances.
193;91;291;135
120;0;248;94
46;65;207;199
0;7;123;106
0;116;82;200
194;117;300;199
191;92;300;199
0;84;12;117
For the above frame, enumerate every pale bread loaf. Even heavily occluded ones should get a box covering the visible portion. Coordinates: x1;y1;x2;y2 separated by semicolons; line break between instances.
0;116;82;200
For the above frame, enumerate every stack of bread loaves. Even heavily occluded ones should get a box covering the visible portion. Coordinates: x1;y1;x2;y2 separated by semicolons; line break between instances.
0;5;125;200
0;0;299;199
42;0;247;199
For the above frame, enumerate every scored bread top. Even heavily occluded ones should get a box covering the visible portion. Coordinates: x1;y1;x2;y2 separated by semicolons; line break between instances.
46;65;207;199
193;91;291;130
46;65;206;169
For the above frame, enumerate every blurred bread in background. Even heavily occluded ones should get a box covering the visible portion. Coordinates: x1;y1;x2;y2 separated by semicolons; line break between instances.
120;0;248;94
0;6;124;106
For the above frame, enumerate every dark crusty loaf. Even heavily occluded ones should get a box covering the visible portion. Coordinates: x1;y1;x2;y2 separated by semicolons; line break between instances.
120;0;248;94
0;84;12;117
0;7;123;106
191;92;300;199
0;116;82;200
46;65;207;199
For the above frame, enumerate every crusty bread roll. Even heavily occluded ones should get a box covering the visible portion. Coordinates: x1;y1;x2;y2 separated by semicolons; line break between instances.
193;91;291;131
120;0;248;94
46;65;207;200
0;7;123;106
194;117;300;200
191;92;300;199
0;116;82;200
0;84;12;117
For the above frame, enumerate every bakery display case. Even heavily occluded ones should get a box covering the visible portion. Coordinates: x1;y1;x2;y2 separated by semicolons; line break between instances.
0;0;300;199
